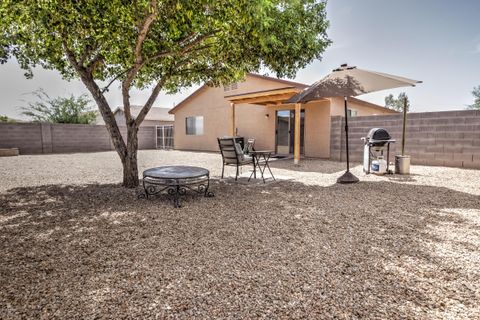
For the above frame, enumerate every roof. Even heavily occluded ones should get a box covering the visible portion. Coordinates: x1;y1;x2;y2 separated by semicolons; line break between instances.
114;106;174;121
168;72;393;114
169;73;308;114
346;97;399;114
247;73;308;89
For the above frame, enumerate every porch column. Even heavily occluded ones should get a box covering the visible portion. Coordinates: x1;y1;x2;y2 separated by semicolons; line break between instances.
294;103;301;165
230;102;236;136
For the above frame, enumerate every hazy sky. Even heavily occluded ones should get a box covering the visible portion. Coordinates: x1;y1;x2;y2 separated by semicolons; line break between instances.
1;0;479;119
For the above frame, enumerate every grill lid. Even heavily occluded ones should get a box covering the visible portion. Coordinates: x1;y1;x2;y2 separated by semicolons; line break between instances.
367;128;391;141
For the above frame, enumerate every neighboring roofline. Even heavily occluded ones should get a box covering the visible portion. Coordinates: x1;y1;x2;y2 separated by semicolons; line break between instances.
347;97;399;113
169;73;308;114
112;105;174;121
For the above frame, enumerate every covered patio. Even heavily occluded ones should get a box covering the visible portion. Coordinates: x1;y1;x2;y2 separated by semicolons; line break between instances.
225;86;328;165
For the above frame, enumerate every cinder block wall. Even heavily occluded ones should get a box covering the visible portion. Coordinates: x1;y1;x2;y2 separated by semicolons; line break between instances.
330;110;480;169
0;123;156;154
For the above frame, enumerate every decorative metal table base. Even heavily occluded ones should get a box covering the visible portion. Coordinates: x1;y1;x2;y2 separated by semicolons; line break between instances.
138;166;214;208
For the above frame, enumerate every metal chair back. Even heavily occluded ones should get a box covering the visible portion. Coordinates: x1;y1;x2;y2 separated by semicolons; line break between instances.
218;138;240;164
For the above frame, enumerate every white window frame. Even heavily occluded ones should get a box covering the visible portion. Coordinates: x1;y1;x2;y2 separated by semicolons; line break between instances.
185;116;204;135
347;108;358;117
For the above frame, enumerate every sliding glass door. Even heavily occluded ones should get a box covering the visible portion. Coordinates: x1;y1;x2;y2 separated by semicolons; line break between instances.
275;110;304;155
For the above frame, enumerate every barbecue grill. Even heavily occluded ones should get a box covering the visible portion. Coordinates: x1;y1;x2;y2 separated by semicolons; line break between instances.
362;128;396;174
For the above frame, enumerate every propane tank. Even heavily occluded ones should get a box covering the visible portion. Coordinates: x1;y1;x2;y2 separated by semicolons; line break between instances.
371;156;387;174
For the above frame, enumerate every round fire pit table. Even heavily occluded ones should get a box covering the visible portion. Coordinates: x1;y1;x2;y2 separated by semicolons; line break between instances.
139;166;214;207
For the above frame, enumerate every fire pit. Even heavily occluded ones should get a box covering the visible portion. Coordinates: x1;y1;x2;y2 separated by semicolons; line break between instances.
138;165;214;207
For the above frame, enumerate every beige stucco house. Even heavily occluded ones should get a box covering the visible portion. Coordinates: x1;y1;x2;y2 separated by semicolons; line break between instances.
96;106;174;127
169;73;397;161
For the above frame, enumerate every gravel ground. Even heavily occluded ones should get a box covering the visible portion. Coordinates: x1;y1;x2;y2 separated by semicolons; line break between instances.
0;150;479;319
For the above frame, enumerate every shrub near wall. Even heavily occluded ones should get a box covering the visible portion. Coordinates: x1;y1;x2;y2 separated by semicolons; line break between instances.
0;123;156;154
330;110;480;169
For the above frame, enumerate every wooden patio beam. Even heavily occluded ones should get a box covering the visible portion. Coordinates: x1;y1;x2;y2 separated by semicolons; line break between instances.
230;102;236;136
225;87;301;100
294;103;301;165
227;93;296;105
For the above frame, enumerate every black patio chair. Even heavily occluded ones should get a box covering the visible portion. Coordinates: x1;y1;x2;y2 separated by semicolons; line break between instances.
217;137;254;181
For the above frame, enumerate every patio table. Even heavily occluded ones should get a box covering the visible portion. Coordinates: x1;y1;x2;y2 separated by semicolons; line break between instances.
248;150;276;183
139;165;214;207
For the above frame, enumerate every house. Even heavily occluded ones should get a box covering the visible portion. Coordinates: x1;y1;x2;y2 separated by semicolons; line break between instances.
96;106;174;127
169;73;397;161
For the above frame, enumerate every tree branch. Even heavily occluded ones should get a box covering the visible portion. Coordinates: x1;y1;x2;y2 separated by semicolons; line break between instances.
134;77;168;126
134;0;158;64
86;52;104;73
122;0;159;124
134;56;193;127
61;37;127;158
101;68;131;93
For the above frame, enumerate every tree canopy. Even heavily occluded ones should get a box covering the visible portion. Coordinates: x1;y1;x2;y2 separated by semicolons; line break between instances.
467;85;480;110
0;115;16;123
22;89;97;124
0;0;331;187
1;0;330;88
385;92;410;112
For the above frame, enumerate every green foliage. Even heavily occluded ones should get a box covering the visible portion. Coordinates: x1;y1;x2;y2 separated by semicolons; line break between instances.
0;0;331;89
1;0;331;187
467;85;480;110
385;92;410;112
0;115;16;123
22;89;97;124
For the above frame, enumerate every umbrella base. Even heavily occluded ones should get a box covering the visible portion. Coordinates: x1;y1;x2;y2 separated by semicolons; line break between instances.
337;170;359;184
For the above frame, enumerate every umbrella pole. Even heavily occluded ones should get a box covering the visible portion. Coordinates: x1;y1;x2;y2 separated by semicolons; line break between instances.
337;96;359;184
344;96;350;171
401;96;407;156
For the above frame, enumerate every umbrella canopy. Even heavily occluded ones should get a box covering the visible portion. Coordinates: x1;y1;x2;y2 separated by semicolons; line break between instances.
287;64;421;103
287;64;421;183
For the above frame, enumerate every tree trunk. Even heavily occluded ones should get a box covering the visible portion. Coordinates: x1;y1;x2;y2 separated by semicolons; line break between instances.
63;48;147;189
122;124;140;188
76;72;141;188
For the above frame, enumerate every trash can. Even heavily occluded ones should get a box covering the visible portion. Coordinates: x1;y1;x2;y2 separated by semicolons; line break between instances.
395;155;410;175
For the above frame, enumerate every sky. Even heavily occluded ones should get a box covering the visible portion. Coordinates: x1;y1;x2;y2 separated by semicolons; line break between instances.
1;0;480;119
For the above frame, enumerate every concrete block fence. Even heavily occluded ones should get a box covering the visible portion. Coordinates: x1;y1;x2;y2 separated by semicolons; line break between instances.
0;123;156;154
330;109;480;169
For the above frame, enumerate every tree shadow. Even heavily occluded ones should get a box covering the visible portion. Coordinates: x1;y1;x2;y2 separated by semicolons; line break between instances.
269;158;357;174
0;179;479;318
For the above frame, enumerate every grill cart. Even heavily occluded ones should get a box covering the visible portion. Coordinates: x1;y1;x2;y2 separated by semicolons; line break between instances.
362;128;396;174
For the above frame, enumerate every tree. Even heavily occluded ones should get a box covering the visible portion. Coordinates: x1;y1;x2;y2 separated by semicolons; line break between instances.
467;85;480;110
0;115;16;123
385;92;410;112
1;0;331;187
22;89;96;124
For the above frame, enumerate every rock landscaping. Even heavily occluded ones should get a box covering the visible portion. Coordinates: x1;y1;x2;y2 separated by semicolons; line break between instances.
0;150;479;319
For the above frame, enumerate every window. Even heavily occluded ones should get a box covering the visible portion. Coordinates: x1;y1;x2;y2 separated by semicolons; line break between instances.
185;116;204;135
347;109;358;117
223;83;238;92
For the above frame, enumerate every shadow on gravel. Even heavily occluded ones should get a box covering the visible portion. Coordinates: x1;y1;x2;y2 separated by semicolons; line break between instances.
268;158;356;174
0;180;479;319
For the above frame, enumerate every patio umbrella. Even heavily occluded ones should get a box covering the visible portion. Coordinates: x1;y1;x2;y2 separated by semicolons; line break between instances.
287;64;421;183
